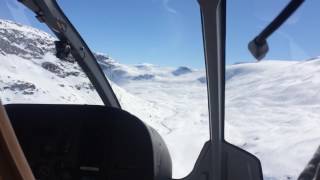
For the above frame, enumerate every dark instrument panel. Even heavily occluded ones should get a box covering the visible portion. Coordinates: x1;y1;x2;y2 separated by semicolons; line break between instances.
5;104;172;180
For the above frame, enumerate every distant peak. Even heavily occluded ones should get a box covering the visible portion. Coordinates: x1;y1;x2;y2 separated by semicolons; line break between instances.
94;52;111;61
305;56;320;61
172;66;192;76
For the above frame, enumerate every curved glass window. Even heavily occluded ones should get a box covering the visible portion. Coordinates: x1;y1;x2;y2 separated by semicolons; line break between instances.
0;0;209;178
226;0;320;179
58;0;208;178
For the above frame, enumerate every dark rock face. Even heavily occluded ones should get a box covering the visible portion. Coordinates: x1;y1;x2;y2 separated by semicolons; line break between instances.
41;62;63;74
41;62;80;78
3;80;37;95
0;21;55;59
75;82;95;91
94;53;117;71
65;71;80;77
95;53;110;62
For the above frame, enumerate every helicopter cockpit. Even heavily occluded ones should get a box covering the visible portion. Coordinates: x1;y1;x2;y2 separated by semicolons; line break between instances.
0;0;319;180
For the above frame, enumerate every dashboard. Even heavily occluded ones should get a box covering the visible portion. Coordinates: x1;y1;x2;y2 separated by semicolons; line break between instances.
5;104;171;180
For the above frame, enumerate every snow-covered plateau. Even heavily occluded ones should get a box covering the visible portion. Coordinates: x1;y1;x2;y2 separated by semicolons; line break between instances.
1;19;320;180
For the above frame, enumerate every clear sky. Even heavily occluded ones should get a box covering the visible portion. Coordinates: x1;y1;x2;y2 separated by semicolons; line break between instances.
227;0;320;63
1;0;320;67
57;0;205;68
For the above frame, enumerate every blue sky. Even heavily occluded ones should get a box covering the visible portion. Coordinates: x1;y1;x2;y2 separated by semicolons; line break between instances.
1;0;320;67
227;0;320;63
57;0;204;68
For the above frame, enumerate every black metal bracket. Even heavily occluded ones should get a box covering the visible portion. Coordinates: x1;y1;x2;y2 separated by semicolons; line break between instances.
249;0;305;61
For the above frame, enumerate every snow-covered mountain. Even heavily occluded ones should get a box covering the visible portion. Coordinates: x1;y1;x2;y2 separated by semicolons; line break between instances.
1;19;320;180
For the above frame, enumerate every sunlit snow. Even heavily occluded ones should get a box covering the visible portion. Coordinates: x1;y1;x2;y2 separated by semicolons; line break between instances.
1;19;319;180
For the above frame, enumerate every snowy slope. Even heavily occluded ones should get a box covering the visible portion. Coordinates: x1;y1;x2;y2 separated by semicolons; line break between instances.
1;19;320;180
225;60;320;179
